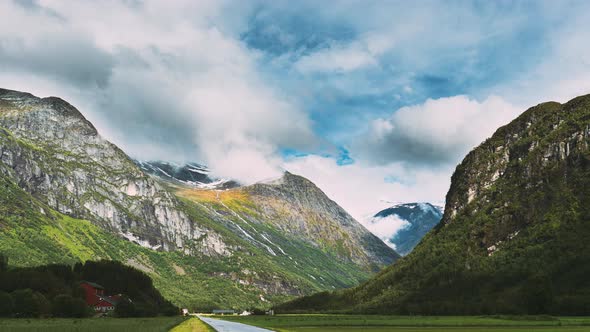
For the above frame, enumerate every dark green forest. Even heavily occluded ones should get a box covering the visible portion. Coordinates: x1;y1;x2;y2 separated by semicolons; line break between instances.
0;256;178;318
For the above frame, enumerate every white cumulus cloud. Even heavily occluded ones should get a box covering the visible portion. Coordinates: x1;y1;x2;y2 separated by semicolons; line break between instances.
356;95;522;166
0;0;318;184
365;214;410;249
294;33;394;73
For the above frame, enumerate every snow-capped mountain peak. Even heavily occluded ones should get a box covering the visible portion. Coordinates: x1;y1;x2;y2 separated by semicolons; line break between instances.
368;202;443;255
135;160;239;190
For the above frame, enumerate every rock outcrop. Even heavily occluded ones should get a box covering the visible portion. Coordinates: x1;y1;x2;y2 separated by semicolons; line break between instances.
0;88;228;255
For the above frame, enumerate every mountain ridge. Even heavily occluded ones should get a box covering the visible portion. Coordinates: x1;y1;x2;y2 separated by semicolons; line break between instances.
245;171;399;267
277;93;590;315
0;88;397;308
0;87;214;254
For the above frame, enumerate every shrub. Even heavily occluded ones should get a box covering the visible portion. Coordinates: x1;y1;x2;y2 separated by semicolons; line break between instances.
0;291;14;316
12;289;49;317
52;294;89;318
114;296;136;317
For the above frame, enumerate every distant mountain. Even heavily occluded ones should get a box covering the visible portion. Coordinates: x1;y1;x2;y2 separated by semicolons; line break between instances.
244;173;399;268
135;160;239;189
370;203;443;255
0;88;397;310
278;94;590;315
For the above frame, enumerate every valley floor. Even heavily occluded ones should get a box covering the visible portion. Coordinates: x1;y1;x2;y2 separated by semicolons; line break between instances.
3;315;590;332
215;315;590;332
0;317;186;332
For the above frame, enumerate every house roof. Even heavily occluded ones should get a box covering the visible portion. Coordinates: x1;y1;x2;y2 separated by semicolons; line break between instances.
97;295;119;306
80;281;105;289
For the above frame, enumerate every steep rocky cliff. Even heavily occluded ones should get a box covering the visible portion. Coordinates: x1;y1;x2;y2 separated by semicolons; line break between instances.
278;94;590;315
0;88;227;255
0;88;397;309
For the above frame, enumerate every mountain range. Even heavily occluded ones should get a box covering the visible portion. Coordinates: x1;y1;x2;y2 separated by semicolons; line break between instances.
369;203;443;255
6;86;590;316
278;94;590;315
0;88;397;310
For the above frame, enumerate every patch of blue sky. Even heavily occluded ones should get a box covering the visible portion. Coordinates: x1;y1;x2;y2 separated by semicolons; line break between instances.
280;146;354;166
238;1;580;165
280;148;309;160
240;6;357;56
335;147;354;165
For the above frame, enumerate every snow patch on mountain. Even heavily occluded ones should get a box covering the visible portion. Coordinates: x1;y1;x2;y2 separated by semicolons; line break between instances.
367;202;443;255
136;160;238;190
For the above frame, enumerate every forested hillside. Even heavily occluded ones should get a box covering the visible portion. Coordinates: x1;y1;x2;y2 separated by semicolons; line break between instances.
277;95;590;315
0;256;177;317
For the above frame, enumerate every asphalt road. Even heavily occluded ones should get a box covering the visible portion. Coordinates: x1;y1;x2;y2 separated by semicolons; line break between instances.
198;316;274;332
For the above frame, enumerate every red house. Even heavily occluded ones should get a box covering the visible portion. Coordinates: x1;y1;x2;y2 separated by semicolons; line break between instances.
80;281;122;313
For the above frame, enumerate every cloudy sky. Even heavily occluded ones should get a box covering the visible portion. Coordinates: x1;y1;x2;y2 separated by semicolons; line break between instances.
2;0;590;237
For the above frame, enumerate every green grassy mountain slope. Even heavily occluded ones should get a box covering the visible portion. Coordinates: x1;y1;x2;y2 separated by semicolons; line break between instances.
0;171;286;309
0;88;397;310
278;94;590;315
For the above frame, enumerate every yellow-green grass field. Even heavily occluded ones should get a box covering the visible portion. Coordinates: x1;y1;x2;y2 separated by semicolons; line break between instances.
170;317;215;332
0;317;186;332
216;315;590;332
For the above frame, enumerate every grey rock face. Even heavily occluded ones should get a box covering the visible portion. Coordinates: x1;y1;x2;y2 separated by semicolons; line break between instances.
246;172;399;267
0;88;229;256
443;99;590;225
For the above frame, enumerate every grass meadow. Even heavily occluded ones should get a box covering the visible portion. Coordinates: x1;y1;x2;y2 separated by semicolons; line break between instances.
0;317;186;332
170;317;215;332
216;314;590;332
